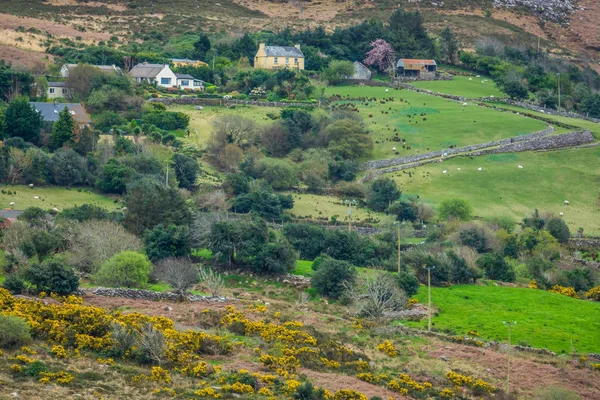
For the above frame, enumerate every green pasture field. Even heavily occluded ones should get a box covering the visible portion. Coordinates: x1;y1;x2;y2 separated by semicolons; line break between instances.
412;76;506;98
286;192;395;225
0;185;118;211
392;147;600;233
325;85;547;161
170;104;277;147
403;284;600;353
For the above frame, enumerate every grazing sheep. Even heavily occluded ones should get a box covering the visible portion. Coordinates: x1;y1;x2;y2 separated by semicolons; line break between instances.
392;147;396;151
385;89;389;92
462;102;468;106
559;212;564;216
468;78;472;81
28;183;34;188
564;200;570;205
478;167;482;171
9;202;15;206
33;196;39;200
518;165;523;169
476;75;481;78
457;168;461;171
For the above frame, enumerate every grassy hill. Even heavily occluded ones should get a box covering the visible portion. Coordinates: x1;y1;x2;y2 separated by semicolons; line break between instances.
0;185;118;211
404;284;600;353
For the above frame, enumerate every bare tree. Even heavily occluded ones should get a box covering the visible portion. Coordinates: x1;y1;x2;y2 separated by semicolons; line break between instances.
189;212;230;250
65;64;104;101
260;122;290;157
198;266;225;297
136;324;166;365
416;202;435;228
345;272;408;322
211;115;257;147
155;258;199;299
195;190;228;212
7;148;32;184
65;220;143;273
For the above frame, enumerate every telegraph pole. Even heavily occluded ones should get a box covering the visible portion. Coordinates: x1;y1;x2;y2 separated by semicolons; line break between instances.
503;321;517;394
423;265;435;332
394;221;402;274
345;199;356;232
557;73;561;110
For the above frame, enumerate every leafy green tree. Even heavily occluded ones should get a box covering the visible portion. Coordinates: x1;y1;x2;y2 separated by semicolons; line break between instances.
26;259;79;295
207;219;269;267
387;201;417;222
251;236;297;274
328;158;359;182
254;158;297;190
582;94;600;118
503;80;529;100
223;173;249;196
97;158;133;194
476;253;515;282
439;27;460;65
50;107;76;150
545;218;570;244
396;272;420;297
448;250;479;283
311;257;356;299
144;224;191;261
4;97;42;144
323;60;354;84
50;148;88;186
57;204;120;222
122;178;191;236
173;153;200;189
459;226;489;253
282;223;328;260
367;177;401;212
193;33;211;60
438;198;472;221
231;190;293;219
326;119;373;160
94;251;152;288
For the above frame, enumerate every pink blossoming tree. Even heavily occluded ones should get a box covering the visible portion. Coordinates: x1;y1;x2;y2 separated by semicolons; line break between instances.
364;39;396;79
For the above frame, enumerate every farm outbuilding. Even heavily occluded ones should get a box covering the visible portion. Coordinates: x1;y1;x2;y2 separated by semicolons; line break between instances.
396;59;437;79
351;61;372;80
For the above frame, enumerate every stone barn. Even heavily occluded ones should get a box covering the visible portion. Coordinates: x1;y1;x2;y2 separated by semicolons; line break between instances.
351;61;372;80
396;59;437;79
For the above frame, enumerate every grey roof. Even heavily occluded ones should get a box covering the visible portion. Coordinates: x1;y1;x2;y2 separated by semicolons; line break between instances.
175;73;195;80
30;102;91;125
171;58;206;63
129;63;168;79
48;81;69;87
263;46;304;58
65;64;122;73
0;210;24;219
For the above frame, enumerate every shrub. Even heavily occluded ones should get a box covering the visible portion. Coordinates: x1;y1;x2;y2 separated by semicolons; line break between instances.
438;199;472;221
534;385;582;400
2;274;25;294
476;253;515;282
586;286;600;301
396;272;420;297
311;258;356;299
94;251;152;288
292;381;327;400
141;111;189;130
251;237;298;275
459;226;489;253
546;218;570;244
548;285;578;299
366;178;401;212
0;315;31;348
254;158;297;190
144;224;191;261
26;260;79;295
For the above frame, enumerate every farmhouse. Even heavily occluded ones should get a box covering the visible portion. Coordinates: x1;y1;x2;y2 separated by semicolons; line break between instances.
60;63;122;78
171;58;208;68
175;74;204;91
129;63;178;88
351;61;372;80
396;59;437;79
254;43;304;71
30;102;91;129
47;81;70;99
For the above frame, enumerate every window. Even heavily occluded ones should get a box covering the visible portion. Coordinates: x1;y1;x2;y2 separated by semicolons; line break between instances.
160;77;171;85
285;58;289;65
49;88;55;94
62;88;68;94
274;57;278;64
180;80;189;86
294;58;298;64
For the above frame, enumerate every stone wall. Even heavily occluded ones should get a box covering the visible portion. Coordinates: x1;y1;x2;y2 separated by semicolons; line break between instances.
467;130;594;156
149;97;314;108
364;126;555;170
488;99;600;124
568;238;600;250
80;287;228;303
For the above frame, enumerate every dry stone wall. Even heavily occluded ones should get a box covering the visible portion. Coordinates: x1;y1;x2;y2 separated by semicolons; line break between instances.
80;287;228;303
467;130;594;156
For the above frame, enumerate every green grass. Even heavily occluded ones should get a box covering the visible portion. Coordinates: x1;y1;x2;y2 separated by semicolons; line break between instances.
0;185;118;211
403;284;600;353
171;104;277;147
412;76;506;99
294;260;314;277
392;147;600;233
325;85;546;161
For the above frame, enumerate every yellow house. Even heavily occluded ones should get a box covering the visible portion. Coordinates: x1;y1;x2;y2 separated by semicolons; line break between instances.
171;58;208;68
254;43;305;70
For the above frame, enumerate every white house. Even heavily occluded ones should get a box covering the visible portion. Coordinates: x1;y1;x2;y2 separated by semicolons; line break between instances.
60;63;122;78
47;82;70;99
128;63;178;88
175;73;204;91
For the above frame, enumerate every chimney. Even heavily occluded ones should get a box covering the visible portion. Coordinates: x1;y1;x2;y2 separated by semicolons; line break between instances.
259;43;265;50
294;44;301;50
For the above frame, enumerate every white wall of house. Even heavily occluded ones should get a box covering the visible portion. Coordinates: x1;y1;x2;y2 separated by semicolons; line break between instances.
155;66;178;88
177;79;204;91
47;86;69;99
60;65;70;78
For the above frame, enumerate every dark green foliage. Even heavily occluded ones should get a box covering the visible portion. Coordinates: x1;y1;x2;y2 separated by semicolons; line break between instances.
526;257;552;288
582;94;600;118
438;198;472;221
293;381;327;400
522;209;545;230
0;62;33;102
141;111;190;130
459;227;489;253
439;27;459;65
254;158;297;190
388;9;435;58
193;33;211;60
144;224;191;261
26;259;79;295
50;148;88;186
562;268;595;292
282;223;328;260
50;107;75;150
311;257;356;299
328;158;359;182
546;218;570;244
97;158;133;194
18;207;50;228
326;119;373;160
208;219;269;267
0;314;31;348
448;250;479;283
58;204;120;222
396;272;420;297
251;237;297;274
93;111;125;132
311;256;323;271
367;177;401;212
122;178;191;236
115;136;137;155
502;80;529;100
387;201;417;222
20;229;60;260
223;173;249;196
23;361;48;377
4;97;41;144
231;191;293;219
173;153;200;189
476;253;515;282
503;236;519;258
2;274;25;294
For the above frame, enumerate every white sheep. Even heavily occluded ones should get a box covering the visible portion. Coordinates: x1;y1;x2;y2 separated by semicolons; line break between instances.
385;89;389;92
28;183;34;188
33;196;39;200
476;75;481;78
468;78;472;81
462;102;468;106
52;208;59;212
564;200;570;205
443;152;448;157
478;167;482;171
457;168;461;171
443;170;448;174
559;212;564;216
9;202;15;206
392;147;397;151
518;165;523;169
490;95;495;98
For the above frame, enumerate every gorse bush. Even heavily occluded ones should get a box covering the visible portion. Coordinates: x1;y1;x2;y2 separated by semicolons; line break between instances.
0;314;31;348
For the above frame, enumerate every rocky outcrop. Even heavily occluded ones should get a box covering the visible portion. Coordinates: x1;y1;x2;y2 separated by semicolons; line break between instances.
80;287;228;303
